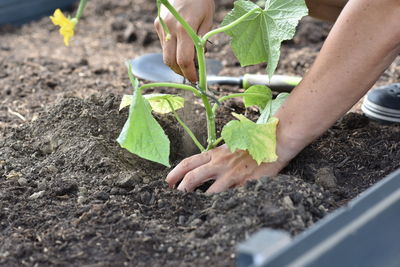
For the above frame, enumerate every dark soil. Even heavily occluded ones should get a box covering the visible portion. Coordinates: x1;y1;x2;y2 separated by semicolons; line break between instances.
1;0;399;266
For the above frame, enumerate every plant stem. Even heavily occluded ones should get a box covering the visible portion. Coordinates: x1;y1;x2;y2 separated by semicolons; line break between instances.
212;92;269;113
202;8;260;44
156;0;171;40
75;0;88;20
139;83;201;97
195;46;217;148
167;101;205;152
211;137;224;148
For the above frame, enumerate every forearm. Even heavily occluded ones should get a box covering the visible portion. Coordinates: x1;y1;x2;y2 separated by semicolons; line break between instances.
275;0;400;162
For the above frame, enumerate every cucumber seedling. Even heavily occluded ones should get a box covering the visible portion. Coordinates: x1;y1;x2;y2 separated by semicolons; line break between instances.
117;0;308;167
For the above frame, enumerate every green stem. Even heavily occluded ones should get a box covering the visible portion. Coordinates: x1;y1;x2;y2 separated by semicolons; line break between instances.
158;0;217;149
196;46;217;148
167;101;205;152
139;83;201;97
202;8;260;44
156;0;171;40
212;92;269;113
211;137;224;148
75;0;88;20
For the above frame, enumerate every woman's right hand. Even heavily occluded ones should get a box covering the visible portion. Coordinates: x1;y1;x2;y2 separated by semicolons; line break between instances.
154;0;215;83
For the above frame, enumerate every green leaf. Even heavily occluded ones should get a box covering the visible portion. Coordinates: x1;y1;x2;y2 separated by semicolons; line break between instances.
119;95;133;111
117;90;170;167
119;94;185;114
257;92;289;124
243;85;272;109
221;113;279;164
144;94;184;114
221;0;308;77
127;62;139;90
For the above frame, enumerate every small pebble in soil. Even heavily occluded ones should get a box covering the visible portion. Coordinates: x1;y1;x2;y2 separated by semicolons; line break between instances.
318;205;328;215
290;192;304;205
28;190;45;200
54;182;78;196
140;191;151;205
95;191;110;201
115;172;142;189
103;97;114;109
282;195;295;209
79;187;88;195
190;218;203;227
110;187;120;195
223;198;239;210
142;177;151;184
167;247;174;254
291;215;306;230
178;215;186;225
77;196;87;204
315;167;337;189
17;177;28;186
36;181;47;191
157;199;167;208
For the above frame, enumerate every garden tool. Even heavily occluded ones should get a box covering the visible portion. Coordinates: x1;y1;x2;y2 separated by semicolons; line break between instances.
129;53;301;92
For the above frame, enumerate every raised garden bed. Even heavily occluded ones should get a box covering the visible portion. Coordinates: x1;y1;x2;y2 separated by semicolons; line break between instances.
1;0;399;266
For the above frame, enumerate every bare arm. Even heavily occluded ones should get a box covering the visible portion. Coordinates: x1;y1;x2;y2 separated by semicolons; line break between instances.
275;0;400;160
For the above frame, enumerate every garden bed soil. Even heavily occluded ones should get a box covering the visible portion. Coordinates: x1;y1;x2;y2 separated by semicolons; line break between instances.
1;0;400;266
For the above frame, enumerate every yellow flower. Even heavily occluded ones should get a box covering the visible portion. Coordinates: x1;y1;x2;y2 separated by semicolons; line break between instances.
50;9;77;46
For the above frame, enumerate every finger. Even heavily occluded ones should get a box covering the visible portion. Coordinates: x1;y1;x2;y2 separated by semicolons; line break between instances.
206;174;236;194
177;165;217;192
198;18;213;54
176;32;197;82
197;18;212;38
162;37;182;76
154;18;165;47
166;152;211;187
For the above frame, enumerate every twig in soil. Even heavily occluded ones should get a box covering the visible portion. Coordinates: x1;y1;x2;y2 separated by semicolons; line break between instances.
7;107;26;121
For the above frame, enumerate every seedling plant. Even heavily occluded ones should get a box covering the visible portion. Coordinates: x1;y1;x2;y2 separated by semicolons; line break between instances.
51;0;308;167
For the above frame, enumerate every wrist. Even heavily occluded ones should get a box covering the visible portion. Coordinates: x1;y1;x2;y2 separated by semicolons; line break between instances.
274;120;311;165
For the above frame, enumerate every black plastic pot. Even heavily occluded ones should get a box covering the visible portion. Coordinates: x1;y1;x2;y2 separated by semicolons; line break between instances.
0;0;77;25
237;168;400;267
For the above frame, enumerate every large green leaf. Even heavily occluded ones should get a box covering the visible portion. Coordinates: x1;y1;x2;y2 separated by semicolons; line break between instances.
221;113;279;164
117;89;170;167
257;92;289;124
221;0;308;77
243;85;272;109
119;93;184;114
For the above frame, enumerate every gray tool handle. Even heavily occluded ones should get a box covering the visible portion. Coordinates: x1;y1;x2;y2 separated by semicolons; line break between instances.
243;74;302;92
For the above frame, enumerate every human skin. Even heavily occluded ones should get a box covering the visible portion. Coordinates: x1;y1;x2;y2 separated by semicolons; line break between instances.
154;0;215;82
155;0;400;193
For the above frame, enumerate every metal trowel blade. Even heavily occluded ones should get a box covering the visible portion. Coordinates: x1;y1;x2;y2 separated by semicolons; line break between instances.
129;53;222;83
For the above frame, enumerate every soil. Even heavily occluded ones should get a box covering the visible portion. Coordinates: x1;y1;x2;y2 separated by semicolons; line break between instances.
1;0;399;266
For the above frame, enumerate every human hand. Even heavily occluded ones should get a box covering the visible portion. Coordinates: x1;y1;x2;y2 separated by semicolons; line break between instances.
165;145;289;193
154;0;215;82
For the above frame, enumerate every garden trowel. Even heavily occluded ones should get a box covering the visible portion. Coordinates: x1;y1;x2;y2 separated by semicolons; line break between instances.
129;53;301;92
